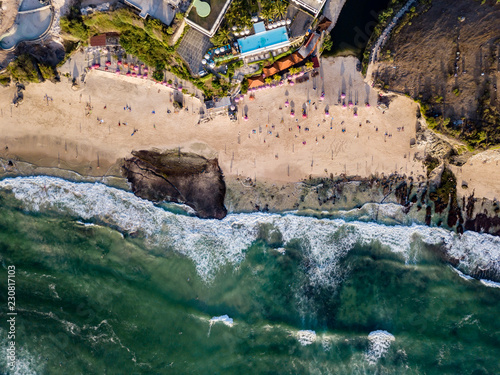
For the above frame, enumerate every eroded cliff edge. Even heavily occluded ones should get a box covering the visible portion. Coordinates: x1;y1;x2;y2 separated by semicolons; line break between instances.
122;150;227;219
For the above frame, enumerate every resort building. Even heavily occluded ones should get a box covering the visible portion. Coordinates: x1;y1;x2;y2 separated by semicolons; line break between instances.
237;22;290;59
185;0;233;37
124;0;181;26
289;0;327;16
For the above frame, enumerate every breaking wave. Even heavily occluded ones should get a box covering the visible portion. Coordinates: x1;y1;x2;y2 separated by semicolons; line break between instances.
1;176;499;284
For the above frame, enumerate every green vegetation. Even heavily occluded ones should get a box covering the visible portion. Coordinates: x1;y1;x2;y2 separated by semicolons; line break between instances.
7;54;40;83
60;8;228;98
453;87;460;96
320;33;333;54
0;74;11;86
429;167;457;214
424;155;440;177
417;88;500;150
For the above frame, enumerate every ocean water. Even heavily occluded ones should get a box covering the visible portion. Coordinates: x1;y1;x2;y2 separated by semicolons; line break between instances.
0;176;499;374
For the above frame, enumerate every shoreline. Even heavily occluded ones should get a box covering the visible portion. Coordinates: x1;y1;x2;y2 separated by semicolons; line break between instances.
0;54;499;234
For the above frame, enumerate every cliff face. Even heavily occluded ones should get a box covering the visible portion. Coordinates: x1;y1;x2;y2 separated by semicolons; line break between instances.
372;0;500;148
122;150;227;219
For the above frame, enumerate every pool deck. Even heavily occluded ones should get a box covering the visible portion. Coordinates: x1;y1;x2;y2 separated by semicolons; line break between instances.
238;23;290;58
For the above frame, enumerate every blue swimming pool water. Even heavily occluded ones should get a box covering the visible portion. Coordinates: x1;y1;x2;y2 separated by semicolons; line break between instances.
238;26;289;54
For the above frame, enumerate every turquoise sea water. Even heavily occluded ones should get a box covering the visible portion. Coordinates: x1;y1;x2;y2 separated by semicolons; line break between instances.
0;177;499;374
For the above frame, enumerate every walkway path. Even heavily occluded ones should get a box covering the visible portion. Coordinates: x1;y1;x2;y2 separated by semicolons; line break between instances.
366;0;416;80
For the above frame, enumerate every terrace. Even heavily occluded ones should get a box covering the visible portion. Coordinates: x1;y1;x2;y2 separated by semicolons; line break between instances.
185;0;233;37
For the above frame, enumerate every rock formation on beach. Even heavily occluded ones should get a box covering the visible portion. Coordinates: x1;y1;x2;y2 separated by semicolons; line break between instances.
122;150;227;219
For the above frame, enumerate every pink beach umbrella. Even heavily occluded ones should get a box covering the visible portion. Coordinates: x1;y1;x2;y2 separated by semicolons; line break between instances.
167;83;172;88
134;65;139;72
325;111;329;117
126;72;131;77
132;72;137;77
341;92;346;99
365;102;370;107
117;60;122;66
342;103;347;109
285;100;289;107
302;113;307;119
235;97;240;102
144;68;148;73
290;81;295;86
244;115;248;121
353;112;358;117
290;110;295;117
162;81;167;86
348;101;353;108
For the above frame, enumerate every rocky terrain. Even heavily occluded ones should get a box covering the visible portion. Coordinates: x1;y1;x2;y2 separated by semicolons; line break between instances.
122;150;227;219
372;0;500;149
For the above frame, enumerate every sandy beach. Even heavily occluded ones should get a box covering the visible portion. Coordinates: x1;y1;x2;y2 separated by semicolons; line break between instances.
0;56;499;201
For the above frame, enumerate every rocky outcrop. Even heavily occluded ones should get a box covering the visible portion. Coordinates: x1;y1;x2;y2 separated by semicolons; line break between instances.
122;150;227;219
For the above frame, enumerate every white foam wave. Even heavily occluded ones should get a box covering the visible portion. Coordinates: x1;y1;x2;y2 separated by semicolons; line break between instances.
365;330;395;365
296;330;316;346
480;279;500;288
1;176;499;283
209;315;234;327
449;265;475;281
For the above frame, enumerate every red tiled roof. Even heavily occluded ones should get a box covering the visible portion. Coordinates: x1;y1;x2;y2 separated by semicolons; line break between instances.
90;34;107;47
248;76;265;88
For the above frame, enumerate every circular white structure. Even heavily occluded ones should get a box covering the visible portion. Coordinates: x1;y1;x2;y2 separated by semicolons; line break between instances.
286;19;291;25
234;31;239;36
201;59;207;65
245;29;250;35
232;26;237;31
220;46;225;53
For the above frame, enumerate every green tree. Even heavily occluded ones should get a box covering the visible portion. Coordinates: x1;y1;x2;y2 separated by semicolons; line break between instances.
274;0;288;19
210;28;231;47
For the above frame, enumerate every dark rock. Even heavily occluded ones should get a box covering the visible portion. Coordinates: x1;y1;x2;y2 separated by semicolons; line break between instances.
122;150;227;219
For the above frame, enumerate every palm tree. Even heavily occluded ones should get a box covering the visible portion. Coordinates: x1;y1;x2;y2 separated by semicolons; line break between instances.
211;28;231;47
260;7;273;22
274;0;287;19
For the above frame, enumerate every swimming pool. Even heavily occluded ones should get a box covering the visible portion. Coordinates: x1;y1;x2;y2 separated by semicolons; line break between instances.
238;24;289;57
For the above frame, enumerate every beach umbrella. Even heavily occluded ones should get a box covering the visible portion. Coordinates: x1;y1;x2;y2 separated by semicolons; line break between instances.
325;112;329;117
290;81;295;86
134;65;139;71
105;61;111;66
365;102;370;107
123;62;129;68
235;97;240;102
215;48;220;54
132;72;137;77
126;72;131;76
249;95;255;101
240;94;244;99
141;64;144;67
144;68;148;73
286;19;291;25
252;16;258;22
234;31;239;36
244;115;248;121
348;101;353;108
202;59;207;65
232;26;237;31
117;60;122;66
178;85;183;90
230;105;236;111
167;83;172;87
162;81;167;85
285;100;289;107
353;112;358;117
245;29;250;35
220;46;225;53
342;103;347;108
204;54;210;60
290;111;295;117
341;92;346;99
302;113;307;118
